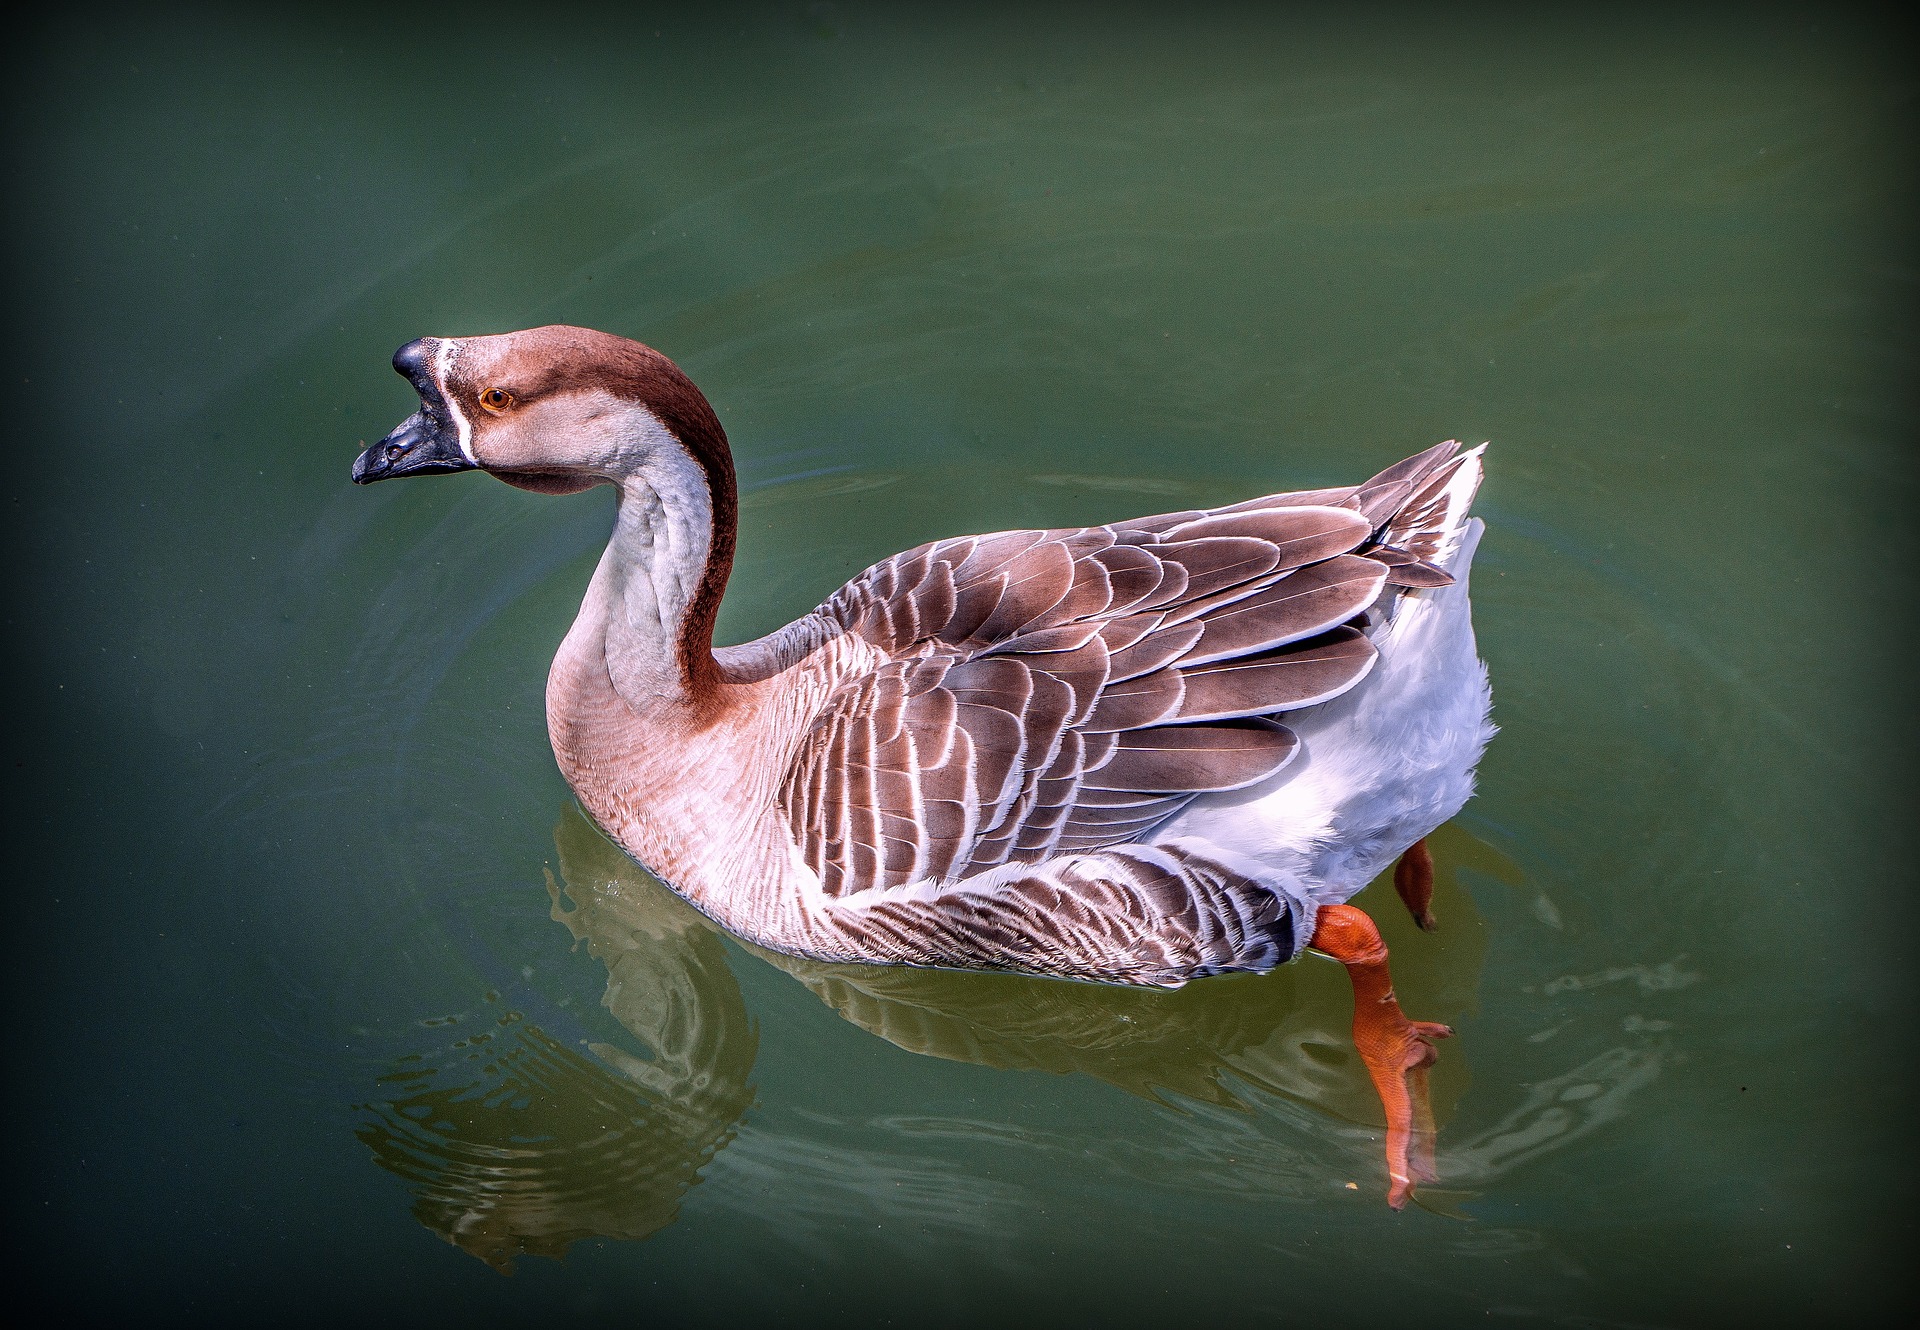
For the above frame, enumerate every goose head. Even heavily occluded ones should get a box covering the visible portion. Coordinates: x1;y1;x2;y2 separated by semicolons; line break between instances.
351;325;732;499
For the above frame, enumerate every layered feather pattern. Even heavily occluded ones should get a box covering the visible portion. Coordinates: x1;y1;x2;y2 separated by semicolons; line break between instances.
777;443;1469;921
821;838;1298;987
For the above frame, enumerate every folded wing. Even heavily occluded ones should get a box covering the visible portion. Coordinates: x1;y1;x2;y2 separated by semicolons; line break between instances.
779;443;1467;897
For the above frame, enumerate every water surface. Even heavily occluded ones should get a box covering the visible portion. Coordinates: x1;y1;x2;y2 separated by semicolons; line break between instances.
8;6;1912;1326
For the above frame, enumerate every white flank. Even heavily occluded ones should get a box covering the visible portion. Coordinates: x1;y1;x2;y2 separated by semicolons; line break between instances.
1158;446;1495;947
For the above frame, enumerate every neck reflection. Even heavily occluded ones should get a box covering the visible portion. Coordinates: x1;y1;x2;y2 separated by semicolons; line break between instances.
355;806;758;1274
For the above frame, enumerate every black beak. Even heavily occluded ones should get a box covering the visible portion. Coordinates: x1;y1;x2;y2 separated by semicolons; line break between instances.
351;411;474;483
351;338;479;484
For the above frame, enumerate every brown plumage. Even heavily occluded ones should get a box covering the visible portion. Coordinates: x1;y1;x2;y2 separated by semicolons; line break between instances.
770;459;1457;916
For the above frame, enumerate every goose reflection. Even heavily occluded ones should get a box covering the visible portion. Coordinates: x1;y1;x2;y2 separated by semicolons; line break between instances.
355;810;758;1273
364;806;1507;1269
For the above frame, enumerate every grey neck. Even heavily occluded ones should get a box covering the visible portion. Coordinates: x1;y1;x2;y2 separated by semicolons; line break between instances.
578;433;716;710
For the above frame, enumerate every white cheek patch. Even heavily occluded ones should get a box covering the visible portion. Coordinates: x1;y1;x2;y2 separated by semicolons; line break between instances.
436;338;476;464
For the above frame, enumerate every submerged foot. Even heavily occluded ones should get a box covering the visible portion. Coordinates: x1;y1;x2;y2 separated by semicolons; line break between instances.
1310;902;1452;1208
1394;838;1438;931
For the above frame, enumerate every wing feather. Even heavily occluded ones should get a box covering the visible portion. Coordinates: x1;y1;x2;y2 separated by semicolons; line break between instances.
782;444;1470;898
1152;537;1283;600
1089;719;1299;793
984;621;1105;654
1089;544;1167;613
1174;627;1378;722
1365;543;1455;587
974;540;1076;641
1106;619;1203;681
944;570;1008;642
1160;505;1369;559
1177;555;1387;665
1082;666;1186;732
907;558;958;636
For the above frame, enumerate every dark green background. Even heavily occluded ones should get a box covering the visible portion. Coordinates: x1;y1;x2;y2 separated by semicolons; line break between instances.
7;5;1912;1325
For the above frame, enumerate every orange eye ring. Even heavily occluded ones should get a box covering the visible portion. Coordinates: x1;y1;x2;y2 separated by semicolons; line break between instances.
479;387;515;413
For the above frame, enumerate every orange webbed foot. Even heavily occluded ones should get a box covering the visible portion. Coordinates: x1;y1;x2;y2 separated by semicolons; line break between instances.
1310;902;1452;1208
1394;837;1438;931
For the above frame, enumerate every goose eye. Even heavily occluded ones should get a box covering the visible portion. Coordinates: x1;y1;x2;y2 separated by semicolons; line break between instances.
479;387;515;413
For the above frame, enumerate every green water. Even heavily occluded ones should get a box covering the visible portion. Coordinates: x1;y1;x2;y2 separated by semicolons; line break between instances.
9;6;1912;1326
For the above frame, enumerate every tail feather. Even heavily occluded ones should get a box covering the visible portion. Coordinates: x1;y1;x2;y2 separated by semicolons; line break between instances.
1354;441;1462;529
1380;444;1485;573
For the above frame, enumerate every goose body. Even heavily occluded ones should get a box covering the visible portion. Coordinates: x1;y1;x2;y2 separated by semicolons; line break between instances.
353;324;1494;1204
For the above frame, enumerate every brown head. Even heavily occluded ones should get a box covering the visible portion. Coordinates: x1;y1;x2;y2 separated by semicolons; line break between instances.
352;325;731;493
353;326;739;694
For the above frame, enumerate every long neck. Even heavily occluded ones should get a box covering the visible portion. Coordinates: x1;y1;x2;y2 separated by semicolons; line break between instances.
576;430;736;714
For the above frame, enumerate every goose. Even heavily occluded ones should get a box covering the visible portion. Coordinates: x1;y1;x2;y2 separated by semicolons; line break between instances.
352;324;1495;1207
